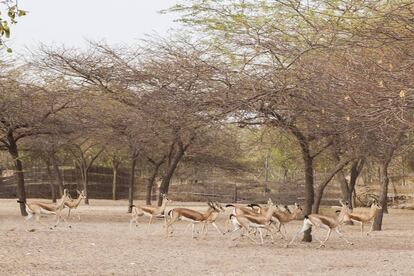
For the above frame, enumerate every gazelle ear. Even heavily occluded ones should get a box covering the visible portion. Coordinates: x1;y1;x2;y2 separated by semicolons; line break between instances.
76;190;81;195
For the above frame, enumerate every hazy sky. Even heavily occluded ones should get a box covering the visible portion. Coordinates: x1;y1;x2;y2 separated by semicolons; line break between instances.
9;0;179;55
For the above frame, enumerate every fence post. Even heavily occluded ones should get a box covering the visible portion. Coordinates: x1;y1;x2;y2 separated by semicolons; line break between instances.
234;183;238;203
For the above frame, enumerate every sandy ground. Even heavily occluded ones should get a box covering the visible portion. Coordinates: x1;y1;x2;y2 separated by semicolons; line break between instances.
1;199;414;276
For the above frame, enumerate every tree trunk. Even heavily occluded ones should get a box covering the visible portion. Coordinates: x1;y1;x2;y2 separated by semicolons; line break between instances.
313;158;353;213
112;164;119;200
128;154;138;213
146;161;163;205
45;161;57;203
300;144;314;242
157;148;184;206
373;161;391;230
51;155;64;196
348;159;365;209
80;166;90;205
9;139;28;216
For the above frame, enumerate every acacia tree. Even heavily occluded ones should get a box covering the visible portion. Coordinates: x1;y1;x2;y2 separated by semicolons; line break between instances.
167;0;414;237
67;139;104;205
0;70;75;215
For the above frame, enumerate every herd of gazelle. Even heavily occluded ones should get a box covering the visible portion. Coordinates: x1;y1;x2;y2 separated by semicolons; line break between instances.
17;189;86;229
18;191;383;247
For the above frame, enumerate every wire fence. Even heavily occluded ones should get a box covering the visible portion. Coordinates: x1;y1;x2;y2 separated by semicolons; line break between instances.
1;165;413;204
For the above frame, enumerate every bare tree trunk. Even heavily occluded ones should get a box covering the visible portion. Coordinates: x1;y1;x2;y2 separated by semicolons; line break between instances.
112;164;119;200
9;138;28;216
300;143;314;242
373;160;391;230
51;155;64;196
45;160;57;203
81;167;90;205
128;152;138;213
157;147;184;206
348;159;365;208
146;159;164;205
313;158;353;213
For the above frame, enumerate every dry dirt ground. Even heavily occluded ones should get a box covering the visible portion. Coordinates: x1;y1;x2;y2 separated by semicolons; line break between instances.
1;199;414;276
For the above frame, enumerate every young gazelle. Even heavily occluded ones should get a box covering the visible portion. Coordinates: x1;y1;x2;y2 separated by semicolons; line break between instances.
129;193;171;231
348;201;382;237
288;200;353;248
231;199;278;245
166;201;222;238
64;190;86;221
18;189;70;229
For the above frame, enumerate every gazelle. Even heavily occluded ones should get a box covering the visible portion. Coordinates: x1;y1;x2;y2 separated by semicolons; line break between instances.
272;203;303;239
64;190;86;221
288;200;353;248
225;203;260;216
200;201;225;235
224;203;263;233
166;201;222;238
348;201;382;237
129;193;171;231
17;189;70;229
230;199;278;245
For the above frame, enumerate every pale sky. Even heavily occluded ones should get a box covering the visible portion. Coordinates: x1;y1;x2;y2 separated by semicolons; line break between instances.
8;0;179;55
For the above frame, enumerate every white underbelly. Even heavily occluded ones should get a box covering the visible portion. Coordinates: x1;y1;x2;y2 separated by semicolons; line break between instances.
40;209;57;215
180;216;200;223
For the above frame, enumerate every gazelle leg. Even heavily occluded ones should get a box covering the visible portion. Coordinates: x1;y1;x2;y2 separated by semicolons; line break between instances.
367;220;375;236
67;208;71;219
334;228;353;245
35;213;52;230
320;228;332;247
129;217;135;230
191;223;195;238
265;226;275;243
165;216;178;237
55;210;70;228
288;220;312;246
245;230;259;244
211;222;223;235
258;228;264;245
147;216;153;232
184;223;192;233
201;223;208;236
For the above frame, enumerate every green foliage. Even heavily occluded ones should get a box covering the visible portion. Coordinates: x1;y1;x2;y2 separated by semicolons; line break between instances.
0;0;27;51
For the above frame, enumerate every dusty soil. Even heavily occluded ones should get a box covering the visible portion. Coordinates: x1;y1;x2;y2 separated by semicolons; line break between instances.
1;199;414;276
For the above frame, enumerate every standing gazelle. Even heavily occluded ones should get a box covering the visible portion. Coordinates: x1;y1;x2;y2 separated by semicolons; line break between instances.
18;189;70;229
129;193;171;231
288;200;353;248
64;190;86;221
348;201;382;237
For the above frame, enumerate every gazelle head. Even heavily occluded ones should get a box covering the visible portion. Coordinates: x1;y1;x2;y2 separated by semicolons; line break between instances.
207;201;222;212
213;201;225;212
77;190;86;200
161;193;172;203
371;200;382;210
283;205;292;214
63;189;70;199
290;203;303;218
338;199;352;223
